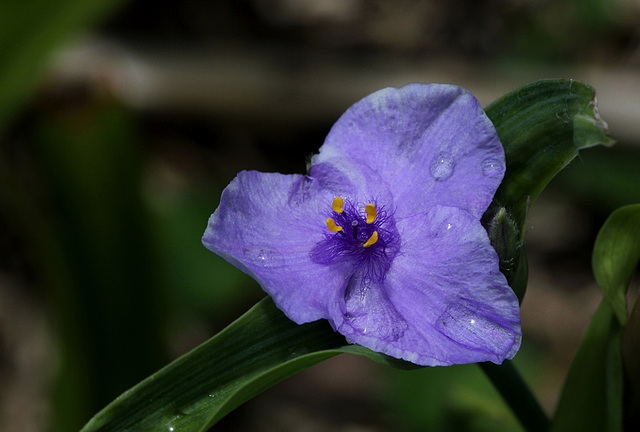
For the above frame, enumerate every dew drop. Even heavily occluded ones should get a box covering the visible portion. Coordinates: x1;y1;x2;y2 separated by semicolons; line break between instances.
481;158;502;176
243;247;285;268
430;151;455;180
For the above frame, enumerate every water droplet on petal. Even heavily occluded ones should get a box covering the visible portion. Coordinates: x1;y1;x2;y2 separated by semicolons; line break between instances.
430;151;455;181
482;158;502;176
436;300;516;355
243;247;285;268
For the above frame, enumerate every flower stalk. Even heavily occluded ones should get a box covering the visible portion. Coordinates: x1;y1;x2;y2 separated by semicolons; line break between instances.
479;360;550;432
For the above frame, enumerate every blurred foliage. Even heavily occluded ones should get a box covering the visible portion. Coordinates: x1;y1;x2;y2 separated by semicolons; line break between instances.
0;0;128;134
592;204;640;324
35;101;165;429
556;146;640;215
387;346;547;432
147;185;256;314
550;301;623;432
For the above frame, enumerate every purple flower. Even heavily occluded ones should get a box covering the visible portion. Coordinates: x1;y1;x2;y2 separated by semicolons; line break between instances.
203;83;521;366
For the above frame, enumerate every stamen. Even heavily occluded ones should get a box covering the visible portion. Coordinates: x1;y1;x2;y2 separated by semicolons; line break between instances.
332;196;344;214
363;231;379;248
365;203;377;224
326;218;343;233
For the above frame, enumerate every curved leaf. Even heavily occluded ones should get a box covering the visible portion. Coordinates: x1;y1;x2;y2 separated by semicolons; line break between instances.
81;297;415;432
592;203;640;324
624;294;640;427
483;79;613;299
550;301;623;432
550;203;640;432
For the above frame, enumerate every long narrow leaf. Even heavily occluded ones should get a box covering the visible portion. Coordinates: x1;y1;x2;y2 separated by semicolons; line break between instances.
81;297;411;432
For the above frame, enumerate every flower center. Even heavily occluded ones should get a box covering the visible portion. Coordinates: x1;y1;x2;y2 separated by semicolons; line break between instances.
310;196;400;282
326;197;379;248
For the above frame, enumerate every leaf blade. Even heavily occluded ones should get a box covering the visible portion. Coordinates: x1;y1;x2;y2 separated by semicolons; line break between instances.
484;79;613;299
592;203;640;324
550;301;623;432
80;297;411;432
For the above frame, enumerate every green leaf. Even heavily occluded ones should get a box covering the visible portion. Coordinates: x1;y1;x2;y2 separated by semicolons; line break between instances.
623;294;640;425
550;301;623;432
0;0;127;134
80;297;415;432
592;204;640;324
33;105;168;429
483;79;613;300
589;203;640;428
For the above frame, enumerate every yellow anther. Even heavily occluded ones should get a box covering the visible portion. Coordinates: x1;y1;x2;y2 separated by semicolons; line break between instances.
326;217;343;233
363;231;379;248
332;196;344;213
365;203;377;224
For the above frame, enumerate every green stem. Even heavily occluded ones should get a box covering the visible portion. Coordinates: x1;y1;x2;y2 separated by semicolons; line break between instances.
479;360;550;432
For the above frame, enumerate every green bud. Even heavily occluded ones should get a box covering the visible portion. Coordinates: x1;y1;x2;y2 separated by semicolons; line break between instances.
483;205;527;302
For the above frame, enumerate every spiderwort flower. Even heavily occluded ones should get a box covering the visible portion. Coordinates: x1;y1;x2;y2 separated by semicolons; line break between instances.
203;83;521;366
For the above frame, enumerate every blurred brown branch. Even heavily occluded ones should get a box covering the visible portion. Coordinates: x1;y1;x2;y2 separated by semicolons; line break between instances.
48;37;640;143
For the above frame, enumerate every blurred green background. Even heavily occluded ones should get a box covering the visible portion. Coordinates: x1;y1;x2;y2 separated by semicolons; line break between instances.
1;1;639;431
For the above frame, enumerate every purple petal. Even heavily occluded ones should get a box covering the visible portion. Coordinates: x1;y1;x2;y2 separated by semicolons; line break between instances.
326;206;520;366
202;171;351;323
383;206;521;365
332;275;408;345
313;83;505;218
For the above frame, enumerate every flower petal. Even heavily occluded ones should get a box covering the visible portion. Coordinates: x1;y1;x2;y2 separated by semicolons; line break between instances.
313;83;505;218
329;205;520;366
383;205;521;365
332;274;408;343
202;170;351;323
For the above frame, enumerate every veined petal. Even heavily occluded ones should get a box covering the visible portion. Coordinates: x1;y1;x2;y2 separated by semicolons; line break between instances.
320;207;520;366
202;171;350;323
333;275;408;344
309;160;395;207
384;206;521;365
313;84;505;218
